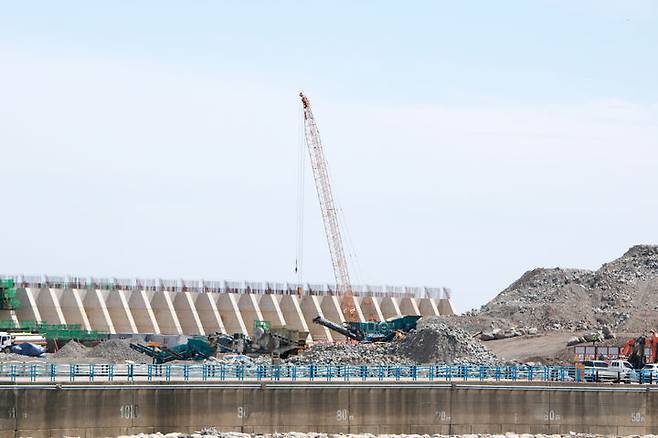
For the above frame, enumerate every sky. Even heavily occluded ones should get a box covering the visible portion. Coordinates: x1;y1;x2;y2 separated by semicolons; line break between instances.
1;1;657;312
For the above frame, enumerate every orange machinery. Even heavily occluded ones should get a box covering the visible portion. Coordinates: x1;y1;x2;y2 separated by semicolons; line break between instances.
621;331;658;368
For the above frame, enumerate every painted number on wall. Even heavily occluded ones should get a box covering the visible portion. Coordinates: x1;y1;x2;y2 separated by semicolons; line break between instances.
544;410;560;421
120;404;139;419
238;406;248;419
435;410;451;422
631;412;645;423
336;409;352;422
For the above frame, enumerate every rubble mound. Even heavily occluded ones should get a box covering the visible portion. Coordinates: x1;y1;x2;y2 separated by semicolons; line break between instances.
287;342;409;365
395;317;498;364
289;317;499;365
480;245;658;333
87;339;150;363
52;340;87;360
48;338;150;363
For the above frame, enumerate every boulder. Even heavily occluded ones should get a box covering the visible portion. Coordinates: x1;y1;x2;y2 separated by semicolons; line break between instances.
566;337;583;346
583;332;603;342
480;332;496;341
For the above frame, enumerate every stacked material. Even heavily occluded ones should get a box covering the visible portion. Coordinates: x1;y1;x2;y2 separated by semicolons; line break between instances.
479;245;658;333
87;339;151;362
395;316;498;364
49;339;150;363
51;340;87;360
286;342;408;365
288;316;498;365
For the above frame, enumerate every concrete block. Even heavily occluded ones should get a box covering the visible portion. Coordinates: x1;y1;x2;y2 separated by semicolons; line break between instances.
195;292;226;334
151;291;183;335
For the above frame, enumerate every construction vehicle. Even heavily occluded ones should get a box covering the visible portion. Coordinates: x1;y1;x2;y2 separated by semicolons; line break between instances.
313;315;421;343
250;320;308;358
130;321;308;363
621;332;658;369
0;331;47;351
130;333;223;364
299;93;358;321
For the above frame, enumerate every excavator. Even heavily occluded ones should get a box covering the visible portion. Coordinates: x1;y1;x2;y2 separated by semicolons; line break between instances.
313;315;421;343
621;331;658;369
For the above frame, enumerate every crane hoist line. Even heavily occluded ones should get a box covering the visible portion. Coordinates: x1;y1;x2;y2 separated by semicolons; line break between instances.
299;92;359;322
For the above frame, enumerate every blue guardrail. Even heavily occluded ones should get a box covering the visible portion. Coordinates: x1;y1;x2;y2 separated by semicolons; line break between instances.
0;363;658;384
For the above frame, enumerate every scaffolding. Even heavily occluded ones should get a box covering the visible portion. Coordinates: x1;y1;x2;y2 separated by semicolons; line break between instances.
0;320;105;342
0;279;20;310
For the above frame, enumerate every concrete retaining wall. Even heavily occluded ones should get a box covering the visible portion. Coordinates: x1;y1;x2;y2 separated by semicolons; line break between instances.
2;288;456;341
0;382;655;437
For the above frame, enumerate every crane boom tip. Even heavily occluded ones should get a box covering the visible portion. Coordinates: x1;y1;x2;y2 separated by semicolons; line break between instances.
299;92;310;108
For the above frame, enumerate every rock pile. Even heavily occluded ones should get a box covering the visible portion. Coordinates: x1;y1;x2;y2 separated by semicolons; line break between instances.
289;317;499;365
287;342;409;365
49;339;150;363
396;317;498;364
52;340;87;360
479;326;538;341
479;245;658;334
87;339;150;362
565;328;615;346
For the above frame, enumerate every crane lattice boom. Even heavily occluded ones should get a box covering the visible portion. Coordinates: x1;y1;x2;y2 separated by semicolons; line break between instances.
299;93;357;321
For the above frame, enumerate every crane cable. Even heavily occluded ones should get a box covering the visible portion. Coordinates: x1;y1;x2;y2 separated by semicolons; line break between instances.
294;102;306;290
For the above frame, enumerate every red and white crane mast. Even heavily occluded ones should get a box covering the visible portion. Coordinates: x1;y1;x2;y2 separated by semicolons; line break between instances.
299;93;357;321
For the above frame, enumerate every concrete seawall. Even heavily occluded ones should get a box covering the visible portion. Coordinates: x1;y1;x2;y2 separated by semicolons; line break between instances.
1;286;455;342
0;382;656;437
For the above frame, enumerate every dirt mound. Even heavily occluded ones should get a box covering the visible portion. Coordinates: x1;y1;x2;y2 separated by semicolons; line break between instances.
287;342;409;365
87;339;150;363
52;340;87;360
48;338;150;363
479;245;658;334
288;316;499;365
395;317;498;364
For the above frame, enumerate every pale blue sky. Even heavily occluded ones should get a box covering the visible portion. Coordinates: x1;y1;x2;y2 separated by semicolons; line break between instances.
1;2;657;312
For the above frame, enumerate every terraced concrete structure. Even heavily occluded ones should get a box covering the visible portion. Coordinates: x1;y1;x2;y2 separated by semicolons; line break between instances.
0;275;455;341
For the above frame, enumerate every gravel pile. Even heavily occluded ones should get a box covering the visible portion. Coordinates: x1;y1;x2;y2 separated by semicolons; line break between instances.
479;245;658;333
395;317;498;364
47;339;150;363
52;340;87;360
287;342;409;365
288;317;498;365
87;339;150;363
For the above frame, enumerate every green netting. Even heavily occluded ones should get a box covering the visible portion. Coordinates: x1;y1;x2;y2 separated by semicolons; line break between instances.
0;279;15;289
0;320;106;341
0;281;20;310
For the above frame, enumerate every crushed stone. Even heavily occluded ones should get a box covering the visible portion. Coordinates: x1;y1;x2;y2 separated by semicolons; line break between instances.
86;338;150;363
288;316;499;365
51;340;87;360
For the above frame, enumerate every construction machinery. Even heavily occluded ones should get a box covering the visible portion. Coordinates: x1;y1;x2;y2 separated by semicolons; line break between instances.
313;315;421;343
130;333;222;364
250;320;308;358
130;321;308;363
0;331;47;351
0;320;105;345
299;93;358;321
621;332;658;369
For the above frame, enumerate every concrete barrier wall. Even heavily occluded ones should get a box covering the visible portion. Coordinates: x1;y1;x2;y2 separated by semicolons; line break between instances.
0;383;656;437
3;288;456;341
